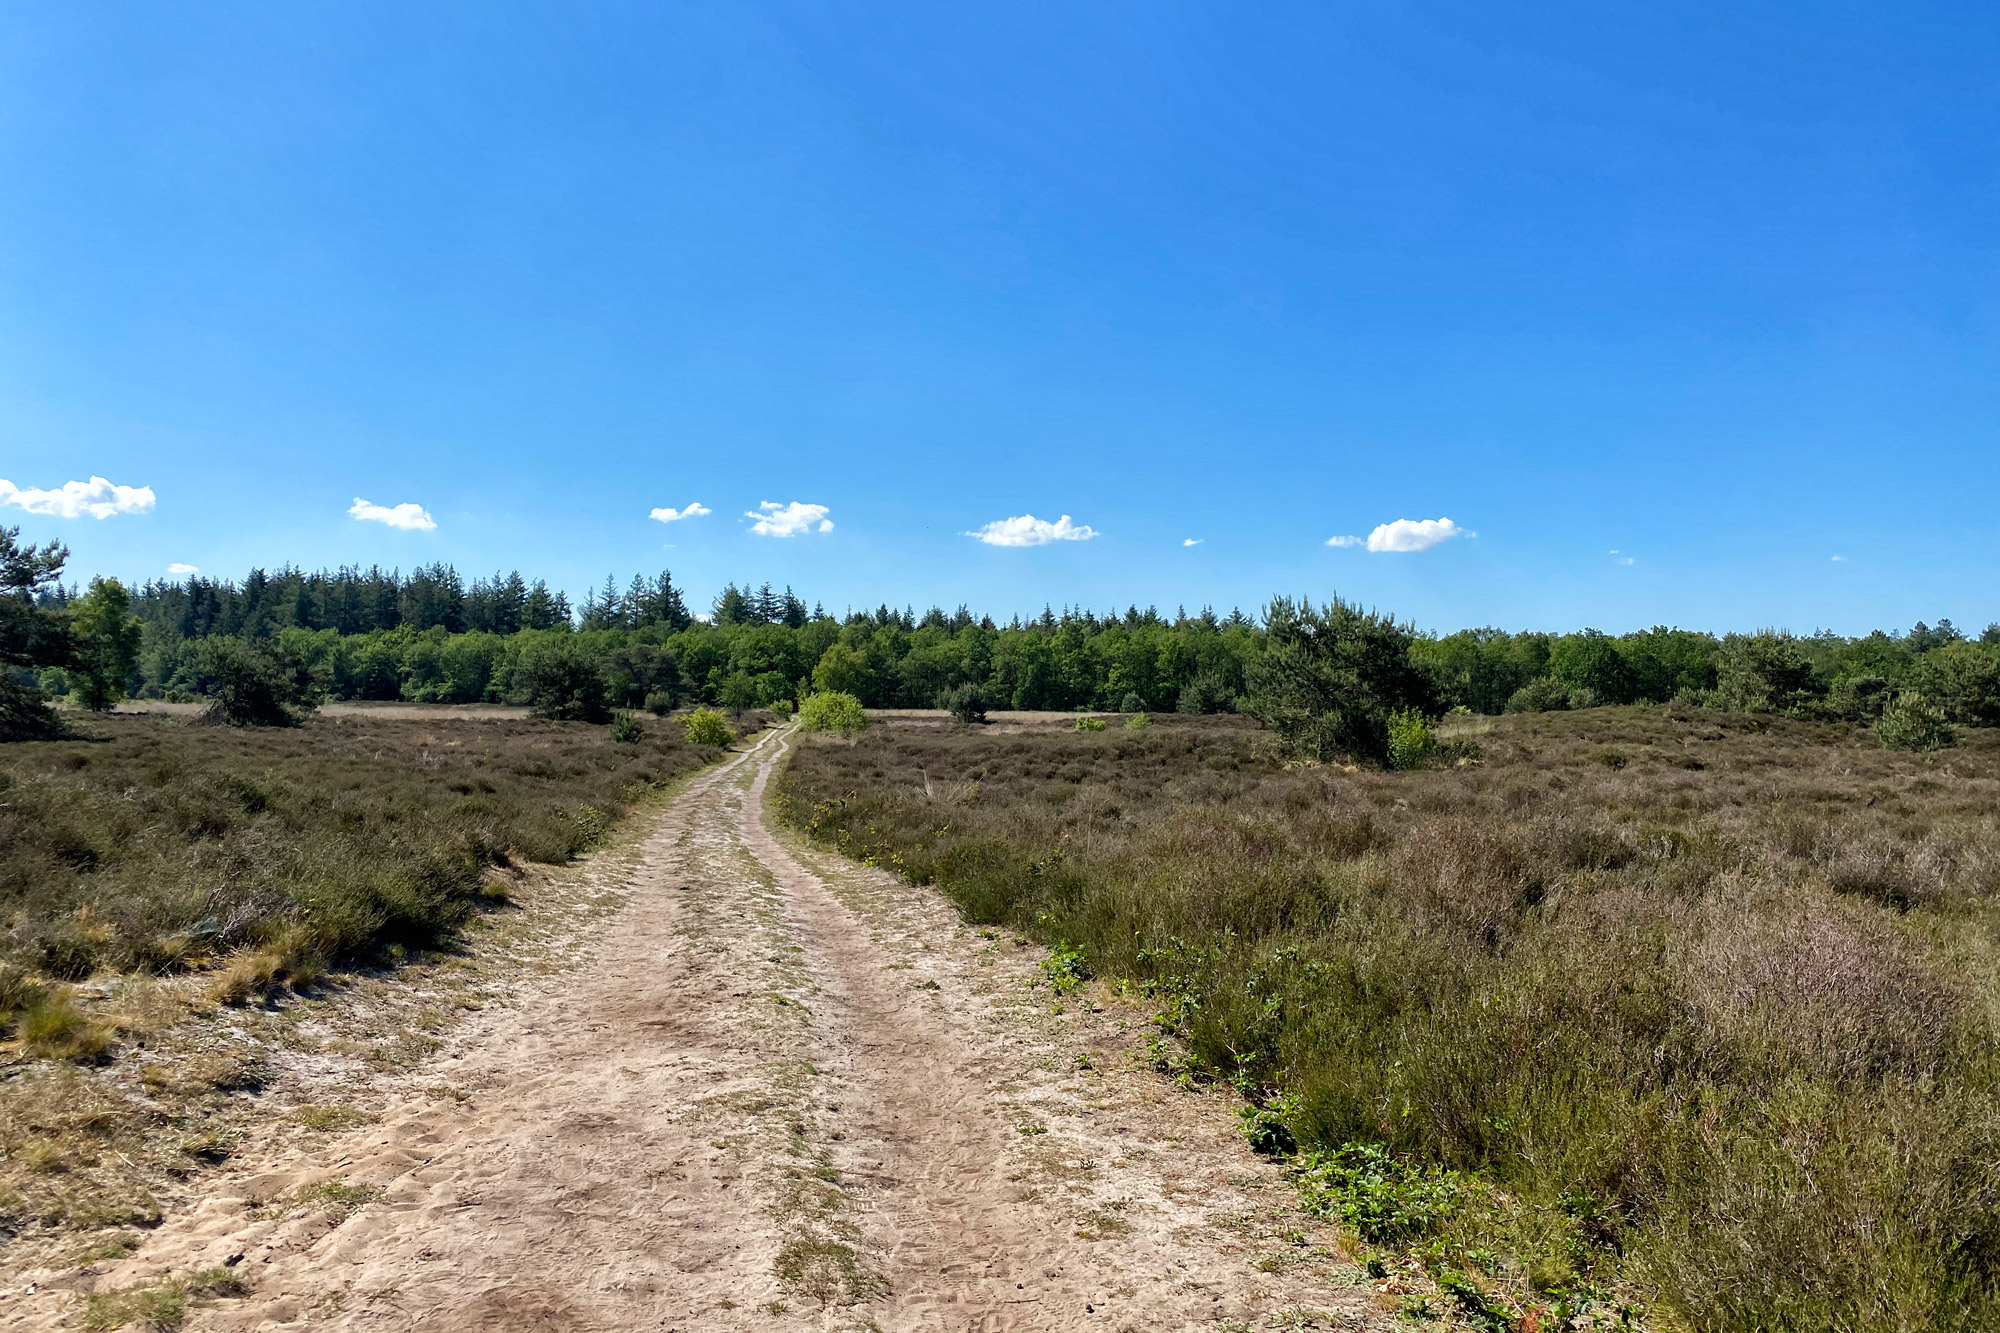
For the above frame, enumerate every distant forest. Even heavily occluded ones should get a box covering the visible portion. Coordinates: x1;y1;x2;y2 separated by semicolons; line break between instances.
29;561;2000;723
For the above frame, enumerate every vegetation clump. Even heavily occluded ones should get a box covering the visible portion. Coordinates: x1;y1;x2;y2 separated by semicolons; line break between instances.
682;706;734;747
0;714;729;1036
1384;708;1436;769
798;691;866;738
1878;692;1955;751
1243;596;1438;764
780;708;2000;1330
938;681;988;724
0;526;76;740
513;633;611;722
185;637;321;726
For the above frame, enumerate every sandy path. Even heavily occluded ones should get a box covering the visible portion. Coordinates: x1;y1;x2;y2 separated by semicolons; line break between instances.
20;728;1377;1332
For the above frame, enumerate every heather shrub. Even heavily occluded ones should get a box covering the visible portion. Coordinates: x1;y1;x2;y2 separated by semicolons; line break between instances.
0;714;720;1034
778;708;2000;1329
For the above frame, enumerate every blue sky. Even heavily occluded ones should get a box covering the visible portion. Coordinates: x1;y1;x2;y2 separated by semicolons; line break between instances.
2;2;1994;633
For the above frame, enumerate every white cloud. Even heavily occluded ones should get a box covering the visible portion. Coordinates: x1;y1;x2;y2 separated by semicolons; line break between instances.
0;475;155;519
1183;538;1203;547
966;513;1099;547
167;562;199;575
349;497;437;531
1366;517;1472;553
1831;555;1847;563
1324;534;1362;548
747;500;833;537
650;501;711;524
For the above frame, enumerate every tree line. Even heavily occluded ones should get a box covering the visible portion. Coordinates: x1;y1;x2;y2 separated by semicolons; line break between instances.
6;532;1997;750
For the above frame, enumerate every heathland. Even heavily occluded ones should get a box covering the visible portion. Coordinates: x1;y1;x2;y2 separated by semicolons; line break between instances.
0;706;775;1241
780;710;2000;1331
8;530;2000;1328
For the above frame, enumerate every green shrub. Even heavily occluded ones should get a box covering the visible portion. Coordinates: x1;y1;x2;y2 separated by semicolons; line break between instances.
1878;693;1955;751
798;691;867;737
1041;941;1091;993
1293;1142;1466;1244
683;706;734;747
1905;642;2000;726
68;577;142;712
769;698;795;721
1125;712;1149;730
0;526;71;742
1074;716;1107;732
938;682;989;724
1504;677;1596;713
1713;632;1825;716
512;634;610;723
1243;596;1438;764
643;690;675;716
1385;708;1437;769
1176;671;1238;715
1118;691;1146;714
1826;674;1893;721
186;638;322;727
608;711;644;743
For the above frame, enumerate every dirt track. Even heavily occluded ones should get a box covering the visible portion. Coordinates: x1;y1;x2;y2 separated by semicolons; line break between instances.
22;727;1376;1331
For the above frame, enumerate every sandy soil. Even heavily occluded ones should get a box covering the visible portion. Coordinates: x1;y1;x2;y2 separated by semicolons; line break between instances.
10;727;1380;1332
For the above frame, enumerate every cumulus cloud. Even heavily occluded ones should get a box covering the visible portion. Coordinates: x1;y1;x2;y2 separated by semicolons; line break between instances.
1324;534;1362;548
650;502;711;524
966;514;1099;547
1831;555;1848;563
349;497;437;531
0;476;155;519
167;562;199;575
1183;538;1203;547
747;500;833;537
1366;517;1472;553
